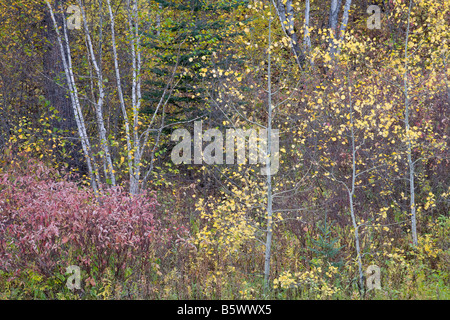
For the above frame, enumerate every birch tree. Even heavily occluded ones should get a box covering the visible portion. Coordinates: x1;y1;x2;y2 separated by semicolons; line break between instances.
402;0;417;246
193;7;313;295
328;0;352;59
45;0;99;192
263;17;275;294
42;0;81;171
271;0;305;70
386;0;449;247
303;0;311;51
77;0;116;186
45;0;181;194
120;0;181;194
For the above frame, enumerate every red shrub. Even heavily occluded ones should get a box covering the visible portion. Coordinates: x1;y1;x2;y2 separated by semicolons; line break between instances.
0;160;162;281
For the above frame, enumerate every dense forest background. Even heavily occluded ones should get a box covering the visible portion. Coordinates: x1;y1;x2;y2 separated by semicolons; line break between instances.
0;0;449;299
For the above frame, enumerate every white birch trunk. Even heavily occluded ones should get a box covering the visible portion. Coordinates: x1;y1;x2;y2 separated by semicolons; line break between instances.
77;0;116;186
328;0;341;31
349;94;364;294
106;0;134;191
45;1;98;193
339;0;352;41
125;0;143;194
304;0;311;51
157;3;162;36
264;18;274;294
271;0;304;70
331;0;352;58
327;0;349;59
403;0;418;246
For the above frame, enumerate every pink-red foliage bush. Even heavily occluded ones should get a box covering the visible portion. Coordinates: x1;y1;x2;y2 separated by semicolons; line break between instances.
0;160;163;281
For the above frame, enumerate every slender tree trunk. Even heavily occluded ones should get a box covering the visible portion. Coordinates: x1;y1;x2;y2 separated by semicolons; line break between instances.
45;1;98;193
77;0;116;186
403;0;418;246
271;0;305;70
43;0;83;172
329;0;353;59
328;0;340;58
128;0;143;195
106;0;135;192
335;0;353;58
339;0;352;41
348;189;364;294
157;3;162;36
304;0;311;50
264;18;274;294
328;0;342;31
43;0;73;131
349;94;364;294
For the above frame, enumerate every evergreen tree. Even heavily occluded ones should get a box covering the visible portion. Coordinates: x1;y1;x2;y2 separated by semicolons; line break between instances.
142;0;250;126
